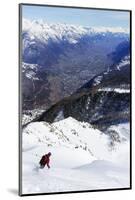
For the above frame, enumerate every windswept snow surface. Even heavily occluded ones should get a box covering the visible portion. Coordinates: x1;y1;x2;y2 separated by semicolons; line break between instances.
22;117;130;194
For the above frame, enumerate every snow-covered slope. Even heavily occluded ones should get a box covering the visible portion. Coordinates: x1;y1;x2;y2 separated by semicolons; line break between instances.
22;62;39;80
23;117;109;159
115;55;130;71
22;117;130;194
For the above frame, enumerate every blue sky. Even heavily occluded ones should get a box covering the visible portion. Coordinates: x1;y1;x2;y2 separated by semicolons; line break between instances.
22;5;130;29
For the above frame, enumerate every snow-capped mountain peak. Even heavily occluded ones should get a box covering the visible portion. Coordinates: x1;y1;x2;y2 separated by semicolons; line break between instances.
22;18;129;44
22;18;88;43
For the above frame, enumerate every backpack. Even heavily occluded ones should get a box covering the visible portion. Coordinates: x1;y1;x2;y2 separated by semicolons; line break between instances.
39;155;45;165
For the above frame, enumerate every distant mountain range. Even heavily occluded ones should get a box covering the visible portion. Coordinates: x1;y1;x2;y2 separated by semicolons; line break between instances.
22;19;130;111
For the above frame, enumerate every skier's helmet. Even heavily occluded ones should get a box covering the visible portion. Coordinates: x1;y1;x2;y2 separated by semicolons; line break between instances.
48;152;52;156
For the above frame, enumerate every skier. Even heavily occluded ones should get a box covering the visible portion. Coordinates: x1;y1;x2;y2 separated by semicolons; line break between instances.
39;152;51;169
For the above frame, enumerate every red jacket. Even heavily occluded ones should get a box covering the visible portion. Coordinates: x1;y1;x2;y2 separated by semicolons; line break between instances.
40;154;50;168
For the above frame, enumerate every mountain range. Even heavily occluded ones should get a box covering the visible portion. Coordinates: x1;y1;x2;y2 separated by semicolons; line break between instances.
22;19;130;113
